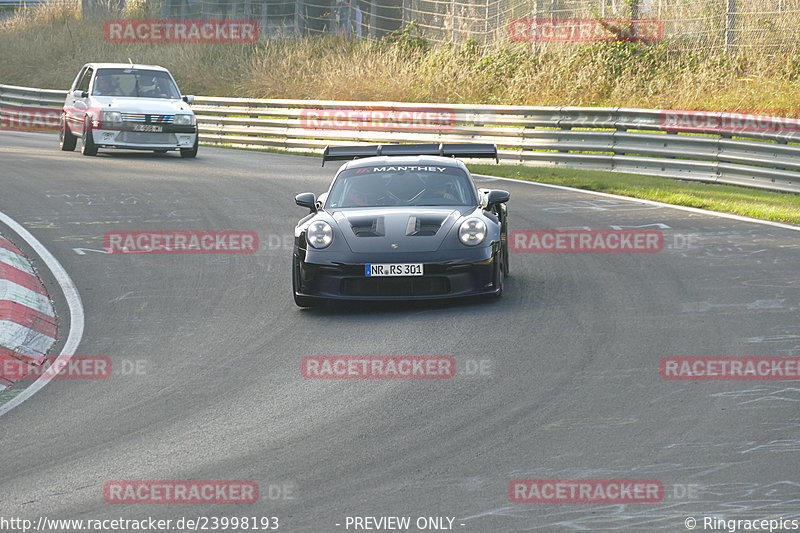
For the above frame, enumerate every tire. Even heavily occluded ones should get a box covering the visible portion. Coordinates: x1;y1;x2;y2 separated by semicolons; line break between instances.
180;136;198;158
59;116;76;151
81;117;97;156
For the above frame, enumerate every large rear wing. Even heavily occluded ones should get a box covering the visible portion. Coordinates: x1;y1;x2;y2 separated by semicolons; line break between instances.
321;143;499;166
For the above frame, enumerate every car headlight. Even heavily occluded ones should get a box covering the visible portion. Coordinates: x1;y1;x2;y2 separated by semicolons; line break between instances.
103;111;121;122
175;114;195;125
458;218;487;246
307;221;333;249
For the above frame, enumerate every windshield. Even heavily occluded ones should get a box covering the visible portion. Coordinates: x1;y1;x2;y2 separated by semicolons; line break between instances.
92;68;181;99
326;165;477;208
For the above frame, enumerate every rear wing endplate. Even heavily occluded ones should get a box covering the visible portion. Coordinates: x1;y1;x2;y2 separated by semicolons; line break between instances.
321;143;499;166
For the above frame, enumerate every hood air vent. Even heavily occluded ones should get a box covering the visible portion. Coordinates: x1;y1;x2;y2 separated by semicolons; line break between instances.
349;216;385;237
405;215;445;237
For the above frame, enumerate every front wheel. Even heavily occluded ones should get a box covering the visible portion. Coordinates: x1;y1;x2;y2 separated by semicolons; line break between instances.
180;136;198;158
81;118;97;156
59;117;76;151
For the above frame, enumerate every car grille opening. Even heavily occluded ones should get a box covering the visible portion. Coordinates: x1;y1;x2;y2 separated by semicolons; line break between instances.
121;113;146;123
119;132;177;144
119;114;175;124
341;277;450;297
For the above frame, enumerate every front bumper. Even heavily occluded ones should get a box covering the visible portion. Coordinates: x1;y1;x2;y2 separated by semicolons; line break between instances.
90;125;197;151
294;245;501;301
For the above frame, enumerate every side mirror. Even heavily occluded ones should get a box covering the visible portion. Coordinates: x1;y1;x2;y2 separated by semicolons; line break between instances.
182;95;195;104
486;189;510;207
295;192;317;212
72;90;88;99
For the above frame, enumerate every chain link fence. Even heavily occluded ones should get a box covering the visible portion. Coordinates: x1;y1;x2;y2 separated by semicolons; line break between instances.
155;0;800;52
6;0;800;52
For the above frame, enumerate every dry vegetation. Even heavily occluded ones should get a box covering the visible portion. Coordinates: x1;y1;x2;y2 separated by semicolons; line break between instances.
3;2;800;115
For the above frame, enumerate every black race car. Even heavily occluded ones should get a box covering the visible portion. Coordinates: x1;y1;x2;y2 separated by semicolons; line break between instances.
292;143;509;307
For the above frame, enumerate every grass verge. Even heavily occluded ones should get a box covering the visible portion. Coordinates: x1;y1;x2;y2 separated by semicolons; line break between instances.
467;164;800;225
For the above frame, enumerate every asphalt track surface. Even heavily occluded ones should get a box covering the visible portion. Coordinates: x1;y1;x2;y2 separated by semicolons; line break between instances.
0;130;798;532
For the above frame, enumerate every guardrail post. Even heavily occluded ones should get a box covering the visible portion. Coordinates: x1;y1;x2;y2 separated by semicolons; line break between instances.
725;0;737;55
558;120;570;154
775;137;788;170
295;0;306;35
473;111;483;129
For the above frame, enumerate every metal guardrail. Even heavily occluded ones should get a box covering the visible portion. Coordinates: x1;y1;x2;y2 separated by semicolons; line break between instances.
0;83;66;106
2;83;799;194
0;84;66;131
0;0;48;8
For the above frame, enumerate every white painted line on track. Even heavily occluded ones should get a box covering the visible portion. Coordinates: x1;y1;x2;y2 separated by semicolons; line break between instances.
473;174;800;232
0;210;84;417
